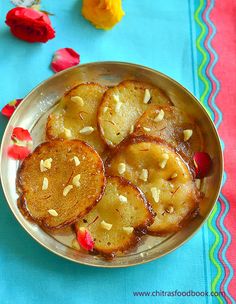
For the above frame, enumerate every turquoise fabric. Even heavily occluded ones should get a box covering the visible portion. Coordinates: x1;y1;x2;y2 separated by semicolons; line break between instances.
0;1;209;303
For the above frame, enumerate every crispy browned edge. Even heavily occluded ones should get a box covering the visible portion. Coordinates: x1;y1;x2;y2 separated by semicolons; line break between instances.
104;135;201;237
132;104;204;177
147;208;200;237
97;80;172;148
74;175;156;259
16;139;106;230
46;82;108;141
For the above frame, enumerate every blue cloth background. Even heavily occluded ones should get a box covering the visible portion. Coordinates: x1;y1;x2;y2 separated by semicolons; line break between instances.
0;1;212;303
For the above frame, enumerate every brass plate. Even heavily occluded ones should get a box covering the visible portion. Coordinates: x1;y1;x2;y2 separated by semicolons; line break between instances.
0;62;223;267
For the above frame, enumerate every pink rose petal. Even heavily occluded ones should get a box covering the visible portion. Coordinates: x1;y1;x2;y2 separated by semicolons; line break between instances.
76;227;94;251
8;144;31;160
1;99;22;118
193;152;212;179
51;48;80;73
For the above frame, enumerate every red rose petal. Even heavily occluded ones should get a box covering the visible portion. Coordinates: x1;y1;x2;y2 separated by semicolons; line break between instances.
11;127;32;142
51;48;80;73
8;144;31;160
193;152;212;179
76;227;94;251
1;99;22;118
5;7;55;43
7;127;33;160
1;104;15;118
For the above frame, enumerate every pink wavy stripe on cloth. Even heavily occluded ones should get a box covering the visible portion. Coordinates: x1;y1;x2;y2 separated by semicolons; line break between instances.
202;2;232;302
211;0;236;299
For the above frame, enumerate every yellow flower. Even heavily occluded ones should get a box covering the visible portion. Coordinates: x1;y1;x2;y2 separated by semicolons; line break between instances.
82;0;125;30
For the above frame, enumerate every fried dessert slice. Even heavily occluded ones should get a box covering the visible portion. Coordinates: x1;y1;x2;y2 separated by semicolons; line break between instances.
105;137;200;235
46;83;107;155
17;140;106;230
133;105;204;174
75;176;155;258
97;80;171;147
